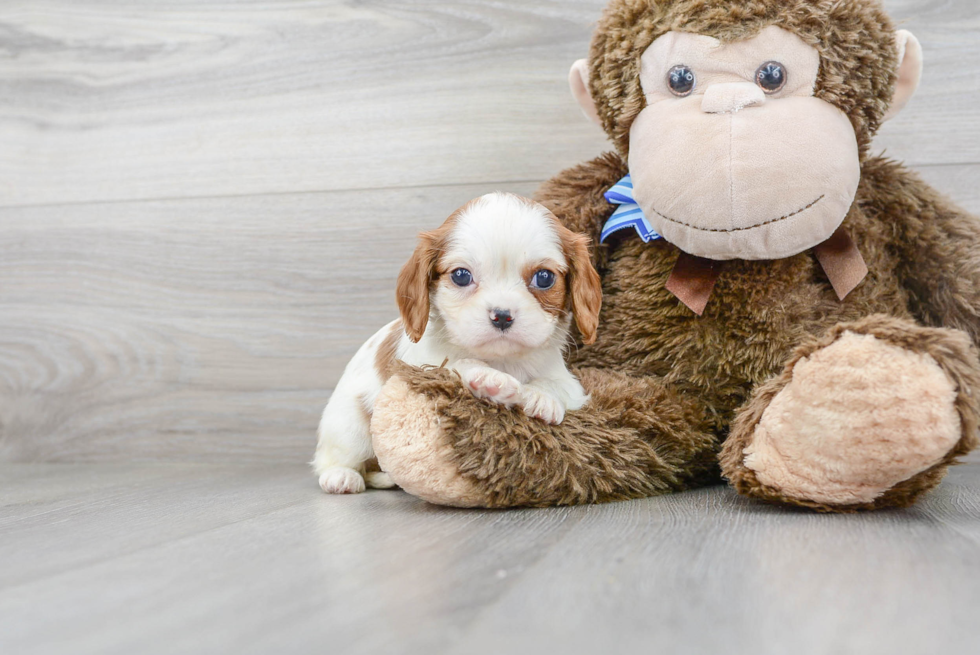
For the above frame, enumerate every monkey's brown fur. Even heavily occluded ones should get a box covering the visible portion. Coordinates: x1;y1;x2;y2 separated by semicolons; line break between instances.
588;0;898;158
376;0;980;511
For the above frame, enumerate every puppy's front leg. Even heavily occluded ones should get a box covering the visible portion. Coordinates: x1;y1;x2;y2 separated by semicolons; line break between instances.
314;378;378;495
454;359;523;407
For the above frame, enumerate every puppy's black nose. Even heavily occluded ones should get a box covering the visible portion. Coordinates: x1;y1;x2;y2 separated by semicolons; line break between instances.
490;309;514;331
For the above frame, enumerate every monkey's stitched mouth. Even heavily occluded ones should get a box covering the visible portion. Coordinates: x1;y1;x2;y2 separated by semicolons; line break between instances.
650;195;825;233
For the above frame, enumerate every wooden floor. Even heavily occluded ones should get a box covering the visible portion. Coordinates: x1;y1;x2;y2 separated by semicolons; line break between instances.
3;1;980;653
1;462;979;655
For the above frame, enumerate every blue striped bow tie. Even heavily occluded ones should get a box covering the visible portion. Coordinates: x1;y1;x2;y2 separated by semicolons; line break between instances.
601;174;663;244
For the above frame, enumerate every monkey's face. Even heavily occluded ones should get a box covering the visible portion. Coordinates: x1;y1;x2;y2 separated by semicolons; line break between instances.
628;26;861;261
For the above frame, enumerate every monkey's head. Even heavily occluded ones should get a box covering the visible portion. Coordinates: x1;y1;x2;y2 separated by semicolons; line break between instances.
570;0;922;260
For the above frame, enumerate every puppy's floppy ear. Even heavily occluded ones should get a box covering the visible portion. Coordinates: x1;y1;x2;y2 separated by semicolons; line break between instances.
558;224;602;345
396;231;440;343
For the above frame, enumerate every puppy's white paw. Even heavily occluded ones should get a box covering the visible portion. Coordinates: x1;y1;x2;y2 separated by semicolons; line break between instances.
319;467;366;494
365;471;397;489
461;366;523;407
521;389;566;425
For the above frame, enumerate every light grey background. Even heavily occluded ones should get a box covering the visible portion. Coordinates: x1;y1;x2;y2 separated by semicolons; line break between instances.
1;0;978;464
2;2;979;654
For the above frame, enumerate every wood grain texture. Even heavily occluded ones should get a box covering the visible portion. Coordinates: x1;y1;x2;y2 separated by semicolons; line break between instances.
1;0;979;464
0;0;976;208
0;182;536;462
1;462;979;655
875;0;980;167
2;4;979;652
2;167;976;464
0;0;610;207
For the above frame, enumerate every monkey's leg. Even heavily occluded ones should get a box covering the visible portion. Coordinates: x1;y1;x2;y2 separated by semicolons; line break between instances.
721;315;980;512
370;362;720;508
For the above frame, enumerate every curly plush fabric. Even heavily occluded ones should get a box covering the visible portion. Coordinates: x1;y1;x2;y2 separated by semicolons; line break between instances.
373;147;980;510
722;315;980;511
370;0;980;511
374;362;720;507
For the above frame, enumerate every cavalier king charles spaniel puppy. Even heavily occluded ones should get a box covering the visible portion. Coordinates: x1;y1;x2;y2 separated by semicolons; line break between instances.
314;192;602;494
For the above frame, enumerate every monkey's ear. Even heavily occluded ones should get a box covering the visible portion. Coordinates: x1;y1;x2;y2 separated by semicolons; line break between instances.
884;30;923;122
569;59;602;126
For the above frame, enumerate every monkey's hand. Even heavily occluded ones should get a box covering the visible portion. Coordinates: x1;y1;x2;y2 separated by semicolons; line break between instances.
371;362;720;508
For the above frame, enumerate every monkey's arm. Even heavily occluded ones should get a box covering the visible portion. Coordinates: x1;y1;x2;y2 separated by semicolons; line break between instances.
372;362;721;507
535;152;628;270
866;158;980;346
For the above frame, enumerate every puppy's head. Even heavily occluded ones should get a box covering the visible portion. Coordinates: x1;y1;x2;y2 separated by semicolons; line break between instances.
396;192;602;359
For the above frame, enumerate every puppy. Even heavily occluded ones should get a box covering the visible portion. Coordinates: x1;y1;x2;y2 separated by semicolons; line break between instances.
313;192;602;494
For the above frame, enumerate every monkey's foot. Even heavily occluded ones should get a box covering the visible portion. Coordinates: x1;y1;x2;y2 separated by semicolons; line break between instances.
722;316;980;511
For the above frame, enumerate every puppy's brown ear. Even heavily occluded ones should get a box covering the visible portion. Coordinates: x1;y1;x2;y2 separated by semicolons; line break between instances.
559;225;602;345
396;231;440;343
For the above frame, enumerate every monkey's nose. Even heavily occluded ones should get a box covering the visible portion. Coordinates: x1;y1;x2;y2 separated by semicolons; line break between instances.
490;309;514;331
701;82;765;114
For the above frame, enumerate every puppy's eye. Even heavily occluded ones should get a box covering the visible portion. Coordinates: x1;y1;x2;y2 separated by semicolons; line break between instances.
450;268;473;287
531;270;556;290
756;61;787;94
667;65;696;97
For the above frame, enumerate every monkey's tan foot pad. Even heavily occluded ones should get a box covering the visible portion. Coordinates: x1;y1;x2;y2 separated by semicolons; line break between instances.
736;332;961;507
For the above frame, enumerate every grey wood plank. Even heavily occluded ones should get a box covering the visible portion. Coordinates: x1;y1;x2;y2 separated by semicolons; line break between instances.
0;182;536;463
876;0;980;167
1;1;978;464
916;163;980;215
0;463;978;655
0;0;975;208
0;463;584;655
0;0;609;207
462;472;980;655
0;463;318;588
0;462;221;510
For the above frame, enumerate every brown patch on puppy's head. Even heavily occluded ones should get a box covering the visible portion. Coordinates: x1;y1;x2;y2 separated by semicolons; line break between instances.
396;203;471;342
514;197;602;345
522;259;569;318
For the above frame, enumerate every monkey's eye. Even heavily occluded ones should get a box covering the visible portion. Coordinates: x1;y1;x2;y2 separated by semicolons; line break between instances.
531;270;556;290
756;61;787;94
667;65;696;97
451;268;473;287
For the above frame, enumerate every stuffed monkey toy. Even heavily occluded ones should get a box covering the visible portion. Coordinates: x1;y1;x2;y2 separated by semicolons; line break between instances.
370;0;980;512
